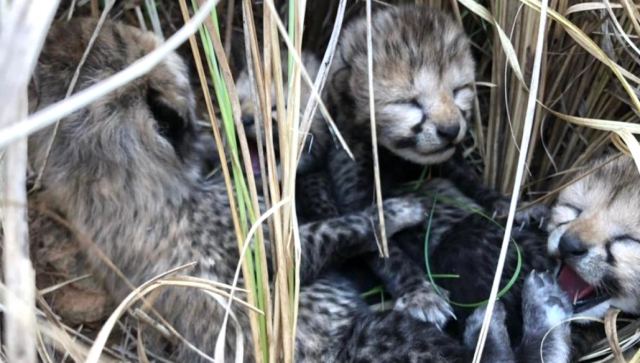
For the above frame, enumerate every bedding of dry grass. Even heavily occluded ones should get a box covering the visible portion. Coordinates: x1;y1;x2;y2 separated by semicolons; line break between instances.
0;0;639;362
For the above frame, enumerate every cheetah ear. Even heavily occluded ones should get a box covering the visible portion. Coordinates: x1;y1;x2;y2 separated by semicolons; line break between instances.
146;87;195;158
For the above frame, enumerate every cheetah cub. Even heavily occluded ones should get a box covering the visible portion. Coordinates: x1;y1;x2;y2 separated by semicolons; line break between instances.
236;50;332;177
325;4;477;216
21;18;434;362
548;155;640;317
313;4;477;327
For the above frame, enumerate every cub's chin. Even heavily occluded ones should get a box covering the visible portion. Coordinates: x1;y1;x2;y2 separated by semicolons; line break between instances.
386;144;456;165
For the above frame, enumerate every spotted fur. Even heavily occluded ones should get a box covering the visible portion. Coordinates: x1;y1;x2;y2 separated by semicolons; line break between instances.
21;18;436;362
298;154;573;362
374;179;572;362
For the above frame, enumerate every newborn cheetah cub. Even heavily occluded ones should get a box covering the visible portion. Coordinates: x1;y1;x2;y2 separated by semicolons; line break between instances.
235;50;331;177
315;5;477;329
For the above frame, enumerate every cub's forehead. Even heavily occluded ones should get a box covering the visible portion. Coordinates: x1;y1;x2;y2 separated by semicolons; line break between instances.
560;156;640;206
342;7;469;66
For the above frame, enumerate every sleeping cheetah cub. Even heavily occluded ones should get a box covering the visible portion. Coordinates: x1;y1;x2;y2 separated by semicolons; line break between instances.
317;4;475;325
325;4;478;217
548;155;640;318
21;18;435;362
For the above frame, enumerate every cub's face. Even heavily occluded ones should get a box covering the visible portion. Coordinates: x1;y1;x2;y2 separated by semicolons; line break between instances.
331;6;475;165
236;51;327;175
547;156;640;315
236;51;321;135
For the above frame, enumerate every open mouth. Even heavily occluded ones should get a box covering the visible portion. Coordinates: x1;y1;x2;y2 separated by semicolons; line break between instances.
247;140;262;176
557;264;610;313
245;135;282;179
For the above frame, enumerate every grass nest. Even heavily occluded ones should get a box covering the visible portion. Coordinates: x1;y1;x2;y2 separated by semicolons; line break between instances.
0;0;639;362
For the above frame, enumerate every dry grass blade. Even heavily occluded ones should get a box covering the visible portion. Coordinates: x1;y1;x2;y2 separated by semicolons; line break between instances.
85;262;252;363
621;0;640;37
541;316;604;362
298;0;347;152
458;0;525;83
364;0;388;257
472;0;549;360
603;0;640;57
38;274;92;296
264;0;354;160
0;2;59;363
565;2;635;15
193;1;272;359
215;198;289;361
520;0;640;110
541;106;640;172
2;121;35;363
178;2;268;359
605;309;626;363
136;321;151;363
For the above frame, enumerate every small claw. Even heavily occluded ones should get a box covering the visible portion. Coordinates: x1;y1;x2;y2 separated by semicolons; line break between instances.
447;308;457;321
416;309;428;322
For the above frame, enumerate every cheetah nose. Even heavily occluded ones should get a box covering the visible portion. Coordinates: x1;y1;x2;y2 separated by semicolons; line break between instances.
558;233;588;258
436;124;460;143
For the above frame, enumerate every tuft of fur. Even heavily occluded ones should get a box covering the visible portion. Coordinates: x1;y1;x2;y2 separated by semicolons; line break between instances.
23;18;437;362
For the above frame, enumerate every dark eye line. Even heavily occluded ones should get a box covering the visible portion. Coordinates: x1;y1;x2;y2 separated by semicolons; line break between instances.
611;234;640;244
453;83;473;95
558;203;582;215
393;98;421;109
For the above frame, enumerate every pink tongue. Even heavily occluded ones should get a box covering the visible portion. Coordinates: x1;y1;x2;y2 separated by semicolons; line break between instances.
558;265;595;303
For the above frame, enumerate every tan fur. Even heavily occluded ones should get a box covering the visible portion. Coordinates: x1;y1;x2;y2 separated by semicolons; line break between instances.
327;5;475;165
548;155;640;315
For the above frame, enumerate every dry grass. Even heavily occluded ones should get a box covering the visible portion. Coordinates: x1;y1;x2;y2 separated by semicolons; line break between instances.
0;0;639;362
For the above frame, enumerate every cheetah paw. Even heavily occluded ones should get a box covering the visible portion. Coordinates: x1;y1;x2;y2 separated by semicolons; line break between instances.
522;271;572;334
375;197;427;236
492;199;549;227
393;282;455;329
